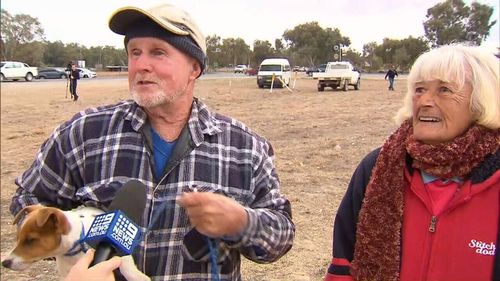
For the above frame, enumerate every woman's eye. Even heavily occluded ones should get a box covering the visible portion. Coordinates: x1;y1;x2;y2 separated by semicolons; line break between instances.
440;87;452;93
415;87;425;93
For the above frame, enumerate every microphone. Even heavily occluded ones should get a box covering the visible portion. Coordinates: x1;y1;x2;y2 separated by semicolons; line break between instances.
83;180;147;266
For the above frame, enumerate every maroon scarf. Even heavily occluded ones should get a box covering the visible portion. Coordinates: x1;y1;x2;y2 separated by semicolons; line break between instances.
351;120;500;281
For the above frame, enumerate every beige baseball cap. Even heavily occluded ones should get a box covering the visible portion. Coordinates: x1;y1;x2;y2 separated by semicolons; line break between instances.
108;4;206;55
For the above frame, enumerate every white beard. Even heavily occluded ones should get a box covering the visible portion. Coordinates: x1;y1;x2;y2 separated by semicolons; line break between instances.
130;76;188;108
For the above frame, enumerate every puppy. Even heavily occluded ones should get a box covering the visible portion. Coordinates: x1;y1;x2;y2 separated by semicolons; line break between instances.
1;205;149;281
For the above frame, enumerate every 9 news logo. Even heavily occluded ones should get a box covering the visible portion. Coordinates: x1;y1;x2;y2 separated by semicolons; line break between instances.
86;213;115;237
110;213;139;250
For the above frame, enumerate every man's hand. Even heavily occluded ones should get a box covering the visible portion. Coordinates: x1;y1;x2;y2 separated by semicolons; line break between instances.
64;250;121;281
178;192;248;238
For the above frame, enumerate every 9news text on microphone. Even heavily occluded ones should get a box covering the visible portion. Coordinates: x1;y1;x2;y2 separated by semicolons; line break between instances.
83;180;147;266
84;210;141;256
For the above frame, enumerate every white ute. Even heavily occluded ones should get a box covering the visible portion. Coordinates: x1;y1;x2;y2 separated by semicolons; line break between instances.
1;61;38;82
312;61;360;92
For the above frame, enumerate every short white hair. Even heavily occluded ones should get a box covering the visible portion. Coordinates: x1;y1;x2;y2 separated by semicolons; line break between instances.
395;44;500;129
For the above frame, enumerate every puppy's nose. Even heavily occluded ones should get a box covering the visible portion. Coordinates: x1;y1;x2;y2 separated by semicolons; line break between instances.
2;259;13;268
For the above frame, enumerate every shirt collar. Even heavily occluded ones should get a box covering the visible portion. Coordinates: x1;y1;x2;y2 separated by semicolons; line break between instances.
188;98;222;146
127;98;222;146
421;170;463;184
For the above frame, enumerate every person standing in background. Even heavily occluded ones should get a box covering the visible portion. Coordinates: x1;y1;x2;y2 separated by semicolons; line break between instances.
69;63;80;101
65;61;73;99
385;65;398;91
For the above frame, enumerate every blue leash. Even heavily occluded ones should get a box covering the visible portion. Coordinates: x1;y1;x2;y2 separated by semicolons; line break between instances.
206;237;220;281
64;223;88;256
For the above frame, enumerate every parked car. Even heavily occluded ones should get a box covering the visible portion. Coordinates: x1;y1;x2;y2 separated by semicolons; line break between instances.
257;58;292;88
234;65;247;73
0;61;38;81
313;61;361;92
37;67;67;79
78;67;97;78
306;64;327;76
245;67;257;76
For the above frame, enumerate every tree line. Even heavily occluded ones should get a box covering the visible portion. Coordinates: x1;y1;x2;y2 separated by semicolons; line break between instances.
0;0;496;72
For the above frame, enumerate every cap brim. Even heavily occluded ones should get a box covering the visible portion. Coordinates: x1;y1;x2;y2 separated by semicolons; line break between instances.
108;6;189;36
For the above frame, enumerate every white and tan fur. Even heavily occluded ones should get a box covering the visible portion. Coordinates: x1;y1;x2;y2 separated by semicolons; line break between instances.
1;205;149;281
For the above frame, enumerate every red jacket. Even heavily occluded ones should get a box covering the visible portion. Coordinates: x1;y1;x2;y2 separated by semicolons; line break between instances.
400;169;499;281
324;148;500;281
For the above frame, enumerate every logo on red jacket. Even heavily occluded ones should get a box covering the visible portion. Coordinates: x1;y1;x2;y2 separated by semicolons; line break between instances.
468;239;496;256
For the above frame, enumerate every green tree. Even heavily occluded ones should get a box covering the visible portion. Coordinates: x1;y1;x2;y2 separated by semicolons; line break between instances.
102;46;127;66
64;43;84;64
1;9;45;61
342;49;362;68
220;38;250;67
361;37;428;72
15;41;45;66
206;35;223;70
252;40;274;66
374;38;401;66
283;22;350;67
362;42;381;72
399;36;429;71
466;2;497;45
43;41;67;66
423;0;496;47
87;46;106;68
274;38;286;58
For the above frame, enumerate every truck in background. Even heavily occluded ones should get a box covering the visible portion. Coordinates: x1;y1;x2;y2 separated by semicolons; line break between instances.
1;61;38;82
257;58;292;88
312;61;360;92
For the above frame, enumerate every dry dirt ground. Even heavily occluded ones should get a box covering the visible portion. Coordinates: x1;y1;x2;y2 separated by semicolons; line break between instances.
0;73;406;281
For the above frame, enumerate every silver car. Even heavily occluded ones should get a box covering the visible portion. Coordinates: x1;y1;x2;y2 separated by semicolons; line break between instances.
77;67;97;78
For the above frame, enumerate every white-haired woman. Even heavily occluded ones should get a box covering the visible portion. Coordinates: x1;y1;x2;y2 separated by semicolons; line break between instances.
324;44;499;281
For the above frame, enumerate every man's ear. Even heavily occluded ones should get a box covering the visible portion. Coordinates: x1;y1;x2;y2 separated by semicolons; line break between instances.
191;60;202;79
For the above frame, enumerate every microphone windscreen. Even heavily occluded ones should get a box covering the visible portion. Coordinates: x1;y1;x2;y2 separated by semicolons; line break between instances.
84;180;148;262
108;180;147;225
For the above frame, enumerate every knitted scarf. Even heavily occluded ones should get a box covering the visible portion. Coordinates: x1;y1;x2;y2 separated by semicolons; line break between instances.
351;120;500;281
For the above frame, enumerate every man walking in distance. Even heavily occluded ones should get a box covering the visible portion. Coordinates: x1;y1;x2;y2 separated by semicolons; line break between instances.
385;65;398;91
69;63;80;101
65;61;73;99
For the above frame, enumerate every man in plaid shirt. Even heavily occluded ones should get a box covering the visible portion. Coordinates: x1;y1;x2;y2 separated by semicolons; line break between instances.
10;3;294;281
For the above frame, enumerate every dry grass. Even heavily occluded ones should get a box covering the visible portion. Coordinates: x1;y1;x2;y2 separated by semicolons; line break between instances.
0;73;405;281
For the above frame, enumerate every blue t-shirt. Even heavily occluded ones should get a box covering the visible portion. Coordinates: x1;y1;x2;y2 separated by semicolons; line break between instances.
151;128;176;180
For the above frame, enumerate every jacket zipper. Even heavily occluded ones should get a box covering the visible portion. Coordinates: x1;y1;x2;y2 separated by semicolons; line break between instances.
428;216;437;233
420;183;472;281
426;184;471;234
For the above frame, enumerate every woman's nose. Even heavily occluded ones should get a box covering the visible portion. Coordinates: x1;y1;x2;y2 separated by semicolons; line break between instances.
417;90;436;106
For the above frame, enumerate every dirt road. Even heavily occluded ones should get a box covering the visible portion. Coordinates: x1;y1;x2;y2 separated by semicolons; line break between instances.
0;74;405;281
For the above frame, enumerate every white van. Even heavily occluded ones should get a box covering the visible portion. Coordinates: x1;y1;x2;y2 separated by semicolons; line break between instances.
257;58;292;88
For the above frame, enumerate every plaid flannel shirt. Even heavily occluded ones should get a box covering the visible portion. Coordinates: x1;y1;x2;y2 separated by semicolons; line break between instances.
11;98;295;280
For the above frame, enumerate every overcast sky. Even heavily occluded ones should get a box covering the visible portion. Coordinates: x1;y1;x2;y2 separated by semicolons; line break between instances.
2;0;499;52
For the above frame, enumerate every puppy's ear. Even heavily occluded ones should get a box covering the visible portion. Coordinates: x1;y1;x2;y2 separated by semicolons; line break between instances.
13;204;43;225
36;208;71;235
